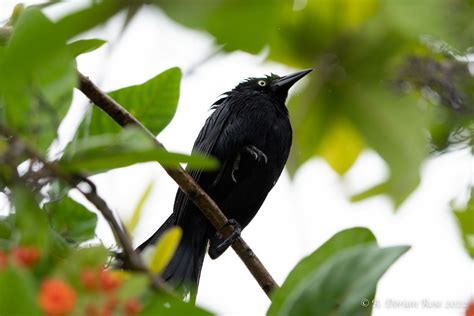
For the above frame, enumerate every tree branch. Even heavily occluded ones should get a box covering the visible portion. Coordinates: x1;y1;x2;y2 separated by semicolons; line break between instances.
78;72;279;297
0;126;173;294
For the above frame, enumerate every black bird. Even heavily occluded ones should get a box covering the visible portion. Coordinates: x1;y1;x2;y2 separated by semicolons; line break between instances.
137;68;312;298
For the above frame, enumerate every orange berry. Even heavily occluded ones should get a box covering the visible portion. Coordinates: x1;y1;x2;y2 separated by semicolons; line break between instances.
124;298;142;316
80;269;98;291
85;303;99;316
12;246;40;267
99;269;122;292
103;295;118;312
38;278;76;316
466;300;474;316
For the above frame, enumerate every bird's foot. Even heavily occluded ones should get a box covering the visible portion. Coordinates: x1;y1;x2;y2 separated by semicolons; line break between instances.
216;219;242;252
231;153;241;183
244;145;268;164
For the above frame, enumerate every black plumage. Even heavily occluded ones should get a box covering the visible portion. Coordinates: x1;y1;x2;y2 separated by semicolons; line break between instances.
137;68;312;298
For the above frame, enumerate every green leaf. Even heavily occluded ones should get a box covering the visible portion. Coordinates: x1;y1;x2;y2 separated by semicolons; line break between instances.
0;267;41;316
44;197;98;243
453;189;474;259
68;38;106;56
346;84;427;206
156;0;284;54
142;293;213;316
268;227;409;316
80;67;181;138
148;227;182;274
0;8;77;150
126;181;154;234
63;128;218;174
0;215;15;248
117;274;149;300
13;186;49;248
56;0;128;39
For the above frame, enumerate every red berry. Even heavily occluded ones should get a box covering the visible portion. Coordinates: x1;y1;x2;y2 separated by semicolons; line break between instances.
124;298;142;316
99;270;122;292
466;300;474;316
38;278;76;316
104;295;118;311
12;246;40;267
80;269;98;291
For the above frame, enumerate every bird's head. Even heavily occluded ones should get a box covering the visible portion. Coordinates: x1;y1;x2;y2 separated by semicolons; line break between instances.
234;68;313;103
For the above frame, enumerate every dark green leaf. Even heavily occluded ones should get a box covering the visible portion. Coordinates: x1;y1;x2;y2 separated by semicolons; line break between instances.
0;267;41;316
13;186;49;248
79;67;181;140
453;189;474;258
63;128;218;174
68;38;106;56
0;215;15;248
268;227;409;316
44;197;97;243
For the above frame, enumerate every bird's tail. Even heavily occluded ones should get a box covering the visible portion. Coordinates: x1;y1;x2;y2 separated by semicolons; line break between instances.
137;214;208;300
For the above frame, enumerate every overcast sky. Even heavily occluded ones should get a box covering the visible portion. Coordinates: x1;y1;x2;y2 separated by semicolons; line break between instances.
1;2;473;315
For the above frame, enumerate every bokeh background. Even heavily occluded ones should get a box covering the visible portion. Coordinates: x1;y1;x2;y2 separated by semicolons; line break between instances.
1;1;473;315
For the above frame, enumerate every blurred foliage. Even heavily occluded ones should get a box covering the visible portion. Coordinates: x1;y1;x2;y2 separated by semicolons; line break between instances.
157;0;474;206
147;227;182;274
453;189;474;258
126;181;154;234
44;197;98;243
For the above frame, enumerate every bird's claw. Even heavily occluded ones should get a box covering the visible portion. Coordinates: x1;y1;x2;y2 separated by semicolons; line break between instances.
244;145;268;164
216;219;242;252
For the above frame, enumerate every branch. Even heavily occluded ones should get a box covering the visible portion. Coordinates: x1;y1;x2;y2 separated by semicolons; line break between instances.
78;72;279;297
0;126;173;294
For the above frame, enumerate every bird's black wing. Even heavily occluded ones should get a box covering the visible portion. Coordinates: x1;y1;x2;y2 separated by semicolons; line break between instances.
173;96;233;224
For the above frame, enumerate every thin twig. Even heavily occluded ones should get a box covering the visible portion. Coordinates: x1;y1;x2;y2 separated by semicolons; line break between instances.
0;126;173;294
78;72;279;297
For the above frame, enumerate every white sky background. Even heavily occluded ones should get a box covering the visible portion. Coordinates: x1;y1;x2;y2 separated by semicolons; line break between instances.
1;1;473;315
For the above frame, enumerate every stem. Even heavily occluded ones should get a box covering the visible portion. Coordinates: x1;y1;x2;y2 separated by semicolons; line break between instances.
0;126;173;294
78;72;279;297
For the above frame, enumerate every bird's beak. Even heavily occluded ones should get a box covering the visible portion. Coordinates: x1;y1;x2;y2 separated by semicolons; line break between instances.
273;68;313;91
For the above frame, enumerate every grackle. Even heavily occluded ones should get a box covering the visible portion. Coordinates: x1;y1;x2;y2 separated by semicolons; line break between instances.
137;68;313;298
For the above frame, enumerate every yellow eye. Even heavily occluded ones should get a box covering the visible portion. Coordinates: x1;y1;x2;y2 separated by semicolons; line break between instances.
257;80;266;87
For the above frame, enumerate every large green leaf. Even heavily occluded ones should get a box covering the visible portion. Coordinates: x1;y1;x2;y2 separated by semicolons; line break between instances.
453;189;474;259
44;197;98;243
268;227;409;316
0;8;77;150
109;67;181;135
63;128;218;174
0;267;41;316
155;0;284;54
79;67;181;140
